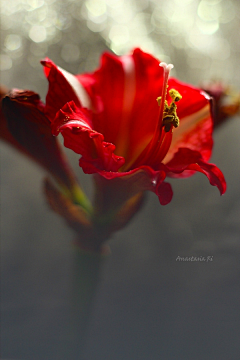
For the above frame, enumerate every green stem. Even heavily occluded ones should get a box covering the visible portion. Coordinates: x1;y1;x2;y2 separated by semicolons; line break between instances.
64;246;107;359
70;183;93;215
59;181;93;215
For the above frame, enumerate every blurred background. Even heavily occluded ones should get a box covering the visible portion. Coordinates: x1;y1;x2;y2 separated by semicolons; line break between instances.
1;0;240;359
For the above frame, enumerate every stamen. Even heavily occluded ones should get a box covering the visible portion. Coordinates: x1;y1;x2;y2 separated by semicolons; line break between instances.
160;88;181;132
157;62;174;129
126;62;178;169
156;68;182;133
169;89;182;102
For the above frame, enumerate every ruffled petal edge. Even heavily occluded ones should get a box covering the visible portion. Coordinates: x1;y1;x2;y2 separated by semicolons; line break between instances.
52;101;125;173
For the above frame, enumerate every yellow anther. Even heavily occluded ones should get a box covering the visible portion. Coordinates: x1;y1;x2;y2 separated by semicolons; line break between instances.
169;89;182;102
156;96;162;106
161;88;182;132
172;115;180;128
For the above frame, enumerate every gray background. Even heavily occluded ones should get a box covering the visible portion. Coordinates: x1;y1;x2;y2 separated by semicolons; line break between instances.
1;0;240;359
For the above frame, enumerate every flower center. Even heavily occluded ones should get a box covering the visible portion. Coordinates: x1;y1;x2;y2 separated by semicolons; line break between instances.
138;62;182;164
122;62;182;171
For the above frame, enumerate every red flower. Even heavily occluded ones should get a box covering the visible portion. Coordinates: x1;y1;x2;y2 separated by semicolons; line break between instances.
41;48;226;208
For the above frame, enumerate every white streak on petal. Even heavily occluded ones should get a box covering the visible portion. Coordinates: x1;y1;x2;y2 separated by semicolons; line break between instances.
58;66;92;109
59;120;91;129
121;55;136;116
200;90;211;101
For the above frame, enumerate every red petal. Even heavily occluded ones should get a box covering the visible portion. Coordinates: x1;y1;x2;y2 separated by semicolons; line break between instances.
78;52;125;147
165;148;226;194
168;79;210;117
41;58;92;121
2;90;79;190
52;101;125;172
165;79;213;163
93;165;169;213
156;181;173;205
121;48;165;166
77;49;165;169
0;86;30;155
187;161;226;195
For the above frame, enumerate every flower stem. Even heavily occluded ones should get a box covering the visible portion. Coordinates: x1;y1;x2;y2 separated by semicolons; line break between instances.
64;246;108;358
70;183;93;214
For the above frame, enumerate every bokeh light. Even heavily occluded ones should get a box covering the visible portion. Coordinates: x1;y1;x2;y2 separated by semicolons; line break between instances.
0;0;239;88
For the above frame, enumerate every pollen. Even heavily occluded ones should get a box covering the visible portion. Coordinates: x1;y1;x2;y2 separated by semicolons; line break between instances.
169;89;182;102
157;88;182;132
156;96;162;106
